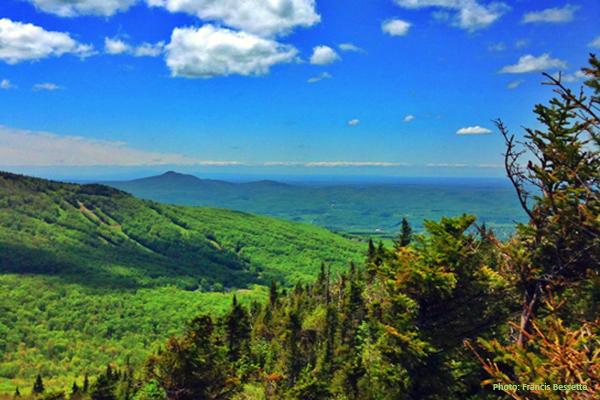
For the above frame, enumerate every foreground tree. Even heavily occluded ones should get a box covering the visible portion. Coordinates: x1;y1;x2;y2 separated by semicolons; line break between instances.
470;54;600;398
492;54;600;346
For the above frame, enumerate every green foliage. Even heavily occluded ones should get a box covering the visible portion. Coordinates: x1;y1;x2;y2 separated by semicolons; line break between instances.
139;214;508;400
469;55;600;398
0;172;364;391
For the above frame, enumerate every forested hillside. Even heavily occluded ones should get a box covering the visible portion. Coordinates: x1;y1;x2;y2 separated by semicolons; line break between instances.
0;172;365;391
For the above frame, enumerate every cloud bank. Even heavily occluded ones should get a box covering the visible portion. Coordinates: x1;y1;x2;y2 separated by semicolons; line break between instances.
0;126;209;166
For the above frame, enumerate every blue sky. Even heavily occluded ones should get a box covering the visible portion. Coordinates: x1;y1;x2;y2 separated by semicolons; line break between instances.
0;0;598;179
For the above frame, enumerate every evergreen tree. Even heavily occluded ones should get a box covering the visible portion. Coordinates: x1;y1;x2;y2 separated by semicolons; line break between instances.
33;374;45;395
71;382;80;396
223;295;251;362
269;279;278;306
393;218;413;249
90;374;117;400
493;54;600;346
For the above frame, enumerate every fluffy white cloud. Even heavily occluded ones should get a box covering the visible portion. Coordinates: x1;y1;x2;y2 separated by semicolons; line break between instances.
310;46;340;65
589;36;600;48
499;54;567;74
33;83;64;90
24;0;137;16
105;38;165;57
1;79;15;89
0;126;211;166
146;0;320;37
348;119;360;126
105;38;132;54
456;126;492;134
382;19;411;36
165;25;299;79
0;18;95;64
394;0;510;31
403;115;415;122
523;4;578;23
506;79;524;89
339;43;363;52
307;72;331;83
488;42;505;51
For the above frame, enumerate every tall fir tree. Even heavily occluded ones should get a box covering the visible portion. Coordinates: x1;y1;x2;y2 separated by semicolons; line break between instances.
33;374;45;395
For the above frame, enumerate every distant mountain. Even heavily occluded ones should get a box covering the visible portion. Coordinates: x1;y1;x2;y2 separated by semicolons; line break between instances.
100;172;528;238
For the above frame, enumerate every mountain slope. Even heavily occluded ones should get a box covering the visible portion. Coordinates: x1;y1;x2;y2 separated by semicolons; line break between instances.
0;171;365;390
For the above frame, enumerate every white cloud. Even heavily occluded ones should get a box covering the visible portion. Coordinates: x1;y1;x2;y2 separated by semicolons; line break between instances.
499;54;567;74
310;46;340;65
134;42;165;57
105;38;132;55
348;119;360;126
515;39;528;48
456;126;492;134
506;79;524;89
305;162;405;167
105;38;165;57
589;36;600;48
394;0;510;31
24;0;136;17
0;18;95;64
262;161;409;167
33;83;64;90
0;125;210;166
339;43;363;52
426;163;468;167
1;79;15;89
165;25;299;79
435;114;444;119
146;0;320;37
403;115;415;122
382;19;411;36
551;70;588;83
523;4;578;23
488;42;505;51
307;71;332;83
